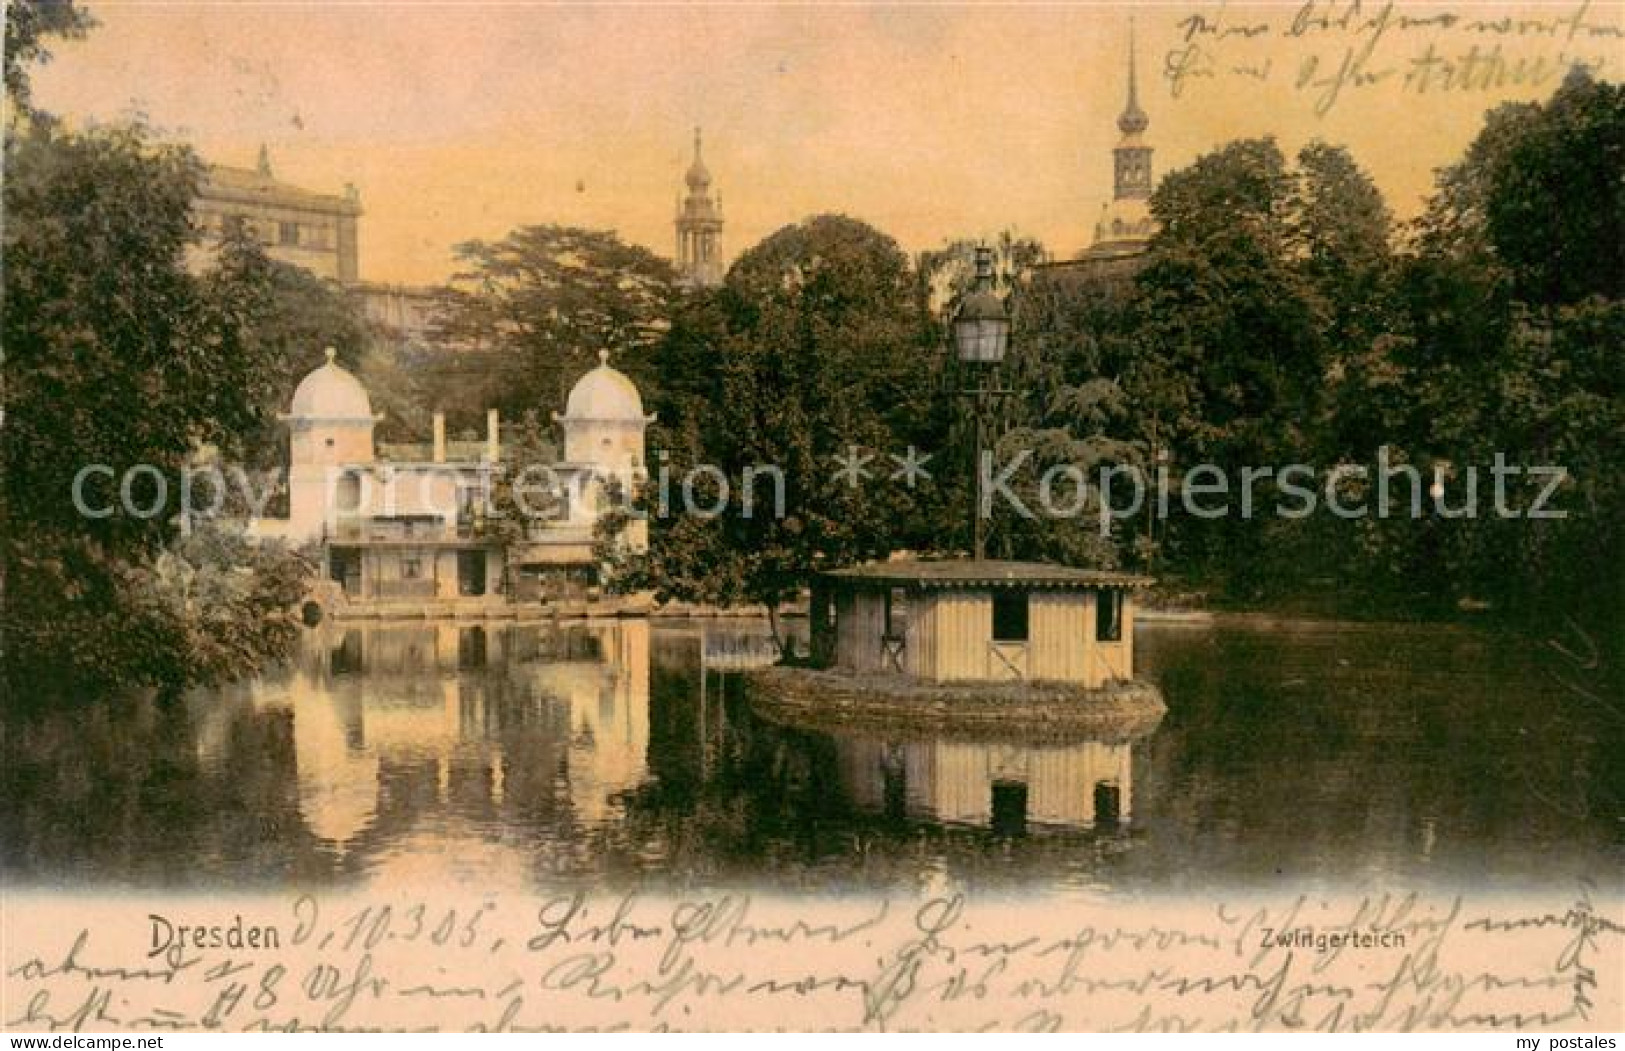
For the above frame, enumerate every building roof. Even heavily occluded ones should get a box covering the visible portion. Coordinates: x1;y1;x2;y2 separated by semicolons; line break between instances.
824;559;1152;590
561;350;648;422
288;348;374;421
203;164;361;215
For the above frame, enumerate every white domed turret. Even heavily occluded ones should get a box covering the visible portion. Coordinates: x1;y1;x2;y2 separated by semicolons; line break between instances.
282;347;379;542
556;350;653;478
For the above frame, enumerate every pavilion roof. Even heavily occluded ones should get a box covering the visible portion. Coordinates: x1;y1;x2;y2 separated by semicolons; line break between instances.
823;559;1152;590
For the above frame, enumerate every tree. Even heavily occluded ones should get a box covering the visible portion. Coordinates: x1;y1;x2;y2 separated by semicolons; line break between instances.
1483;69;1625;307
643;215;944;646
2;120;309;699
434;225;679;426
1108;137;1409;599
1393;71;1625;647
3;0;95;119
1133;138;1325;469
198;231;370;466
5;122;214;554
484;409;561;549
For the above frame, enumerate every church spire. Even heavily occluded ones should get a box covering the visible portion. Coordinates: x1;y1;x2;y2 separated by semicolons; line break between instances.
1080;20;1158;271
675;127;724;288
1117;19;1149;137
685;125;711;190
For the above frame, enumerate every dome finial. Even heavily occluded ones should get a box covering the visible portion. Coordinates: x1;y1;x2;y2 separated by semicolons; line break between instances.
599;348;611;366
325;346;338;364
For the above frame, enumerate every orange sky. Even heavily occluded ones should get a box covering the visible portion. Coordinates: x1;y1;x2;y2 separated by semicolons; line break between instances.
31;1;1624;286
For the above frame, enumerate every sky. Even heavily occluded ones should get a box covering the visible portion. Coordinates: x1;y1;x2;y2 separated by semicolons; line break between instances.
30;1;1624;286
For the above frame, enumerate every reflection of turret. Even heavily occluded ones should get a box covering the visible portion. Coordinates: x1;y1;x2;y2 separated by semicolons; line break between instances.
513;620;650;824
288;670;379;850
833;733;1140;834
249;620;651;865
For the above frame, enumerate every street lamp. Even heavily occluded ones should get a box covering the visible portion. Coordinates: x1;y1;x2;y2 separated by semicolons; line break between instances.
953;245;1012;562
955;245;1010;364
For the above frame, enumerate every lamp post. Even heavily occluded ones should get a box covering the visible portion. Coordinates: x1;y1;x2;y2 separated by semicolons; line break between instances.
953;245;1012;562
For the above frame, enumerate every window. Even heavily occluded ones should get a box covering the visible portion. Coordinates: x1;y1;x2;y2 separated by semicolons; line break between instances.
1096;590;1122;642
401;557;423;580
991;589;1029;643
883;587;908;639
279;221;300;246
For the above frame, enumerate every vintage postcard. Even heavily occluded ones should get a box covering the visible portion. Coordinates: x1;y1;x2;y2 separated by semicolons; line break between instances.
2;0;1621;1036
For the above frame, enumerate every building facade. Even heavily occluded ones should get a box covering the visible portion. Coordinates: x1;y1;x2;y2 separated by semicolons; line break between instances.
252;348;652;607
192;148;448;343
192;147;362;283
674;128;725;288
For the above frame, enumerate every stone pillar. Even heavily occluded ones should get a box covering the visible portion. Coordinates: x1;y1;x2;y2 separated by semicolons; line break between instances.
432;412;446;463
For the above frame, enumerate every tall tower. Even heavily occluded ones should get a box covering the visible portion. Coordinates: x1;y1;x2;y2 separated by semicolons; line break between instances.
1084;22;1156;271
1112;21;1153;204
674;128;724;288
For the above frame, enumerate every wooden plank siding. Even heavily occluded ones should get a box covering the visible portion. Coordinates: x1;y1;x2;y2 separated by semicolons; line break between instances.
1028;591;1089;682
917;592;992;681
835;588;890;674
833;583;1138;687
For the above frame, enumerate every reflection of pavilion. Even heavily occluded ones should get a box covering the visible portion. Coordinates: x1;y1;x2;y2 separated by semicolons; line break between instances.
834;734;1138;835
243;620;650;861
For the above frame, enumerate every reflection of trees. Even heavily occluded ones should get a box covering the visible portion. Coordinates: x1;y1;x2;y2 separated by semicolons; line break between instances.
1;687;327;886
1131;626;1623;886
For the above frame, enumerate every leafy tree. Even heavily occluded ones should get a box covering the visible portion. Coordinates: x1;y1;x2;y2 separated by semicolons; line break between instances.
484;409;561;549
434;225;679;426
1291;142;1395;379
3;0;95;119
1393;71;1624;650
643;215;943;645
5;122;213;554
917;234;1146;567
1483;69;1625;307
355;339;432;444
2;120;309;699
198;231;369;466
1133;138;1324;468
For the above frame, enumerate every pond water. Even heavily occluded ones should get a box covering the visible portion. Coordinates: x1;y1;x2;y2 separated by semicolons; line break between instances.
3;618;1619;897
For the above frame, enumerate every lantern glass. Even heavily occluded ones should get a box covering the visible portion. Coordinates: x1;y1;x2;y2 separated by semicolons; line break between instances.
955;316;1008;364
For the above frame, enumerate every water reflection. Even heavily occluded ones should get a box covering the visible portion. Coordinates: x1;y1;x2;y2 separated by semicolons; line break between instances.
193;621;651;883
3;619;1618;894
830;736;1136;834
